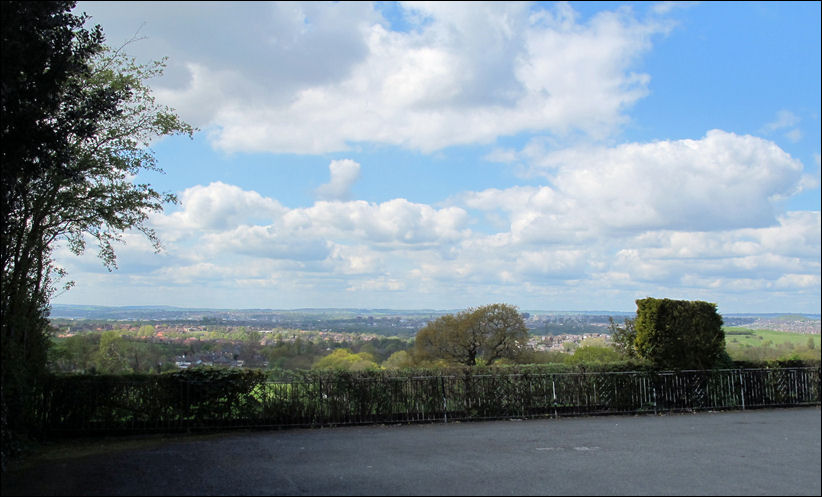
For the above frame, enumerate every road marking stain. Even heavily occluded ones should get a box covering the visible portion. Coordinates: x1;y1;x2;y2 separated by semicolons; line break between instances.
535;446;601;451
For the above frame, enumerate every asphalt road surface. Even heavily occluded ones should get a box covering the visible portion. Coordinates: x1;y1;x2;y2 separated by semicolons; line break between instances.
3;406;820;496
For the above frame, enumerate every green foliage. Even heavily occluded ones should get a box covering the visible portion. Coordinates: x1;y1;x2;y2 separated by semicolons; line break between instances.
726;338;820;363
608;316;638;358
313;349;380;371
95;331;131;374
49;334;99;373
381;350;415;369
24;359;821;437
567;345;623;364
634;298;726;370
724;327;821;349
43;368;268;431
2;1;104;448
48;332;182;374
1;0;192;449
519;349;564;364
414;303;530;366
37;363;820;435
156;368;267;421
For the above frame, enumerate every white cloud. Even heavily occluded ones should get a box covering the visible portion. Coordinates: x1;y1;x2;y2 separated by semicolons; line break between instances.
55;128;818;311
513;249;588;280
128;132;815;301
465;130;805;241
202;225;331;261
156;181;285;233
84;2;377;98
327;244;382;275
281;199;471;246
154;183;472;271
774;273;821;289
346;277;406;292
315;159;361;201
763;109;800;132
605;213;820;287
52;3;820;312
88;1;669;154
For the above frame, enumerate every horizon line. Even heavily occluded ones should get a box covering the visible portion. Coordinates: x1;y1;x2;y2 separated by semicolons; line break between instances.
50;303;821;317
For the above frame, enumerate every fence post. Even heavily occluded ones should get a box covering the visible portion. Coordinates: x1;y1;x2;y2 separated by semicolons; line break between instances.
652;382;657;415
552;379;557;419
739;371;746;410
441;376;447;423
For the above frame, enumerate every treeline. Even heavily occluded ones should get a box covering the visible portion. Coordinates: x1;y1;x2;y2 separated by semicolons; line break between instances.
47;330;415;374
47;325;820;375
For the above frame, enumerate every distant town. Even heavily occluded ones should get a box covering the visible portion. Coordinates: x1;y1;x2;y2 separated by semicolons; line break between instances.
46;305;820;373
50;304;820;337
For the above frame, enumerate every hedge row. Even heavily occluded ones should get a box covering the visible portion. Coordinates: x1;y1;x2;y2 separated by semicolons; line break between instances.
35;360;820;436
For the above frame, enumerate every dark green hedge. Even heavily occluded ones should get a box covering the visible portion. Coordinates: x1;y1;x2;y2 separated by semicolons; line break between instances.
34;362;820;436
635;298;725;369
40;368;268;433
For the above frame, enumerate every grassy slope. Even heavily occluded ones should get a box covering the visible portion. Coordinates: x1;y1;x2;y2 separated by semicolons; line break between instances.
724;327;821;348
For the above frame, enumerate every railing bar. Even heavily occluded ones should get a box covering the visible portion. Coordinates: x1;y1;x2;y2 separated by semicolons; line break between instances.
41;367;819;435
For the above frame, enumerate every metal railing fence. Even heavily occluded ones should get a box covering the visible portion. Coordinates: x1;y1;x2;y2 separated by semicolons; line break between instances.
39;367;820;435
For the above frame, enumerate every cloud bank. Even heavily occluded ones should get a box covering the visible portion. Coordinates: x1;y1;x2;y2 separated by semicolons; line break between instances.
58;1;820;312
57;132;819;311
86;1;669;154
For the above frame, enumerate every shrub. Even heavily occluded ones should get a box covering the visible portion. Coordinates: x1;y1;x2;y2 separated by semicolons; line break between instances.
634;298;725;370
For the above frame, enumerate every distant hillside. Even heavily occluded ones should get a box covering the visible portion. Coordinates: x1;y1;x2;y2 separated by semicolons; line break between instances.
49;304;818;325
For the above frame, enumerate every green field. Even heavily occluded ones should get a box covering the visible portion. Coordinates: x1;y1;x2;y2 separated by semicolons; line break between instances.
724;327;820;348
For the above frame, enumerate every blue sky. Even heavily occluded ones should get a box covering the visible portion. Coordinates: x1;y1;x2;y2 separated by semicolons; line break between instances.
54;1;821;314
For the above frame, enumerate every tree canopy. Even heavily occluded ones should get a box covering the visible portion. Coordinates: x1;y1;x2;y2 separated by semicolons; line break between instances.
414;303;530;366
313;349;379;371
608;316;638;359
1;0;192;443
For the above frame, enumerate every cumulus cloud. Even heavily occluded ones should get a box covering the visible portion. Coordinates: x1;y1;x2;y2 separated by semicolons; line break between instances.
606;212;820;286
81;1;669;154
155;181;286;233
150;183;473;278
202;225;331;262
464;131;805;242
56;184;819;310
315;159;361;201
51;3;819;312
130;136;815;301
279;199;471;247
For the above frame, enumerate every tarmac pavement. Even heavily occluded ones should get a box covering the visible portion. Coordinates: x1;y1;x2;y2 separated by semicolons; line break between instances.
3;406;820;496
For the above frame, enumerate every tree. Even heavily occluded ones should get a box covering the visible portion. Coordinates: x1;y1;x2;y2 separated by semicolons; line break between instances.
633;298;725;369
1;1;192;441
608;316;637;358
381;350;415;369
95;331;132;374
312;349;379;371
414;303;529;366
241;330;263;367
47;333;98;372
567;342;623;364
